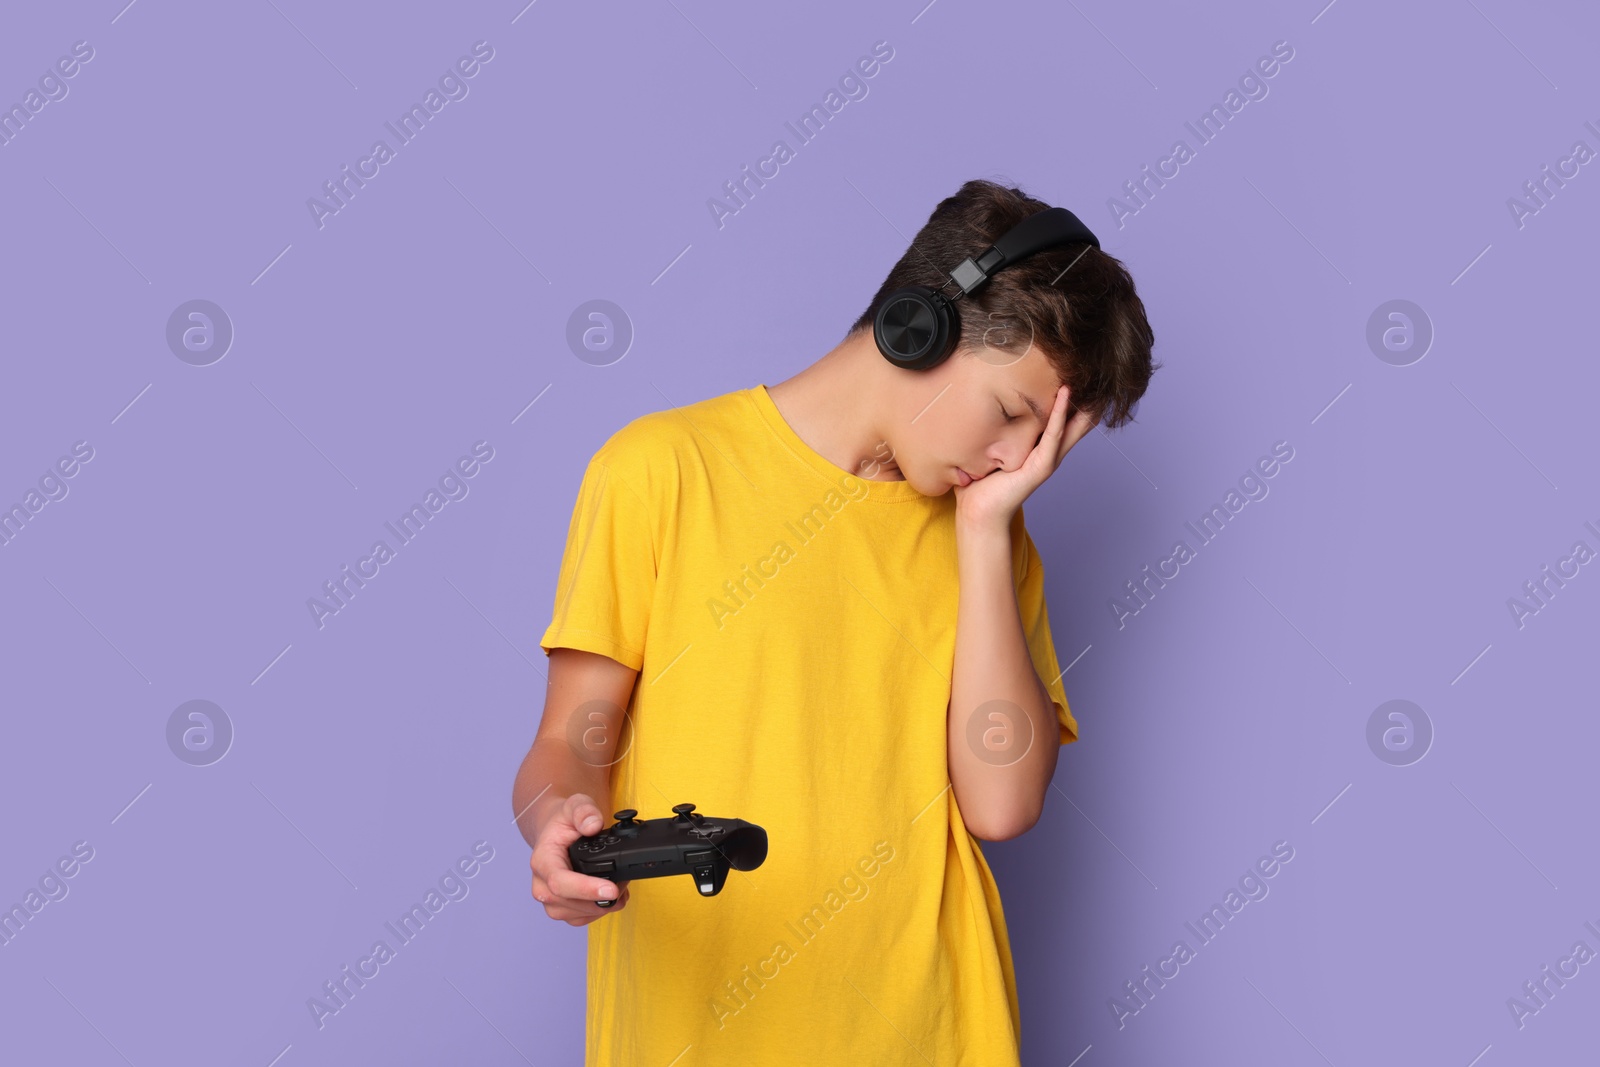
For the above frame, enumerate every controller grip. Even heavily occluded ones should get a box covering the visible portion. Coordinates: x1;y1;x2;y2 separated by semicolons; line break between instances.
722;826;769;871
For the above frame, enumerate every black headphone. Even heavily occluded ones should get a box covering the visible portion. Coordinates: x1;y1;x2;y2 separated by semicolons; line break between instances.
873;206;1100;372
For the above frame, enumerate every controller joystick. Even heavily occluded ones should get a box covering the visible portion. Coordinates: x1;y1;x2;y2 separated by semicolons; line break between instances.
569;803;768;900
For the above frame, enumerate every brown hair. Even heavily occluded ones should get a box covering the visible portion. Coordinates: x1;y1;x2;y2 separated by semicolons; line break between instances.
847;178;1158;428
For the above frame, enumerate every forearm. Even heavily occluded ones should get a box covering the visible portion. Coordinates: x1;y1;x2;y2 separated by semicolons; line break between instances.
946;520;1060;840
512;736;612;850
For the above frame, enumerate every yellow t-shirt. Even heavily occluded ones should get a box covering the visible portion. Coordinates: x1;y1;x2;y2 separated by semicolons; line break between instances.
539;383;1077;1066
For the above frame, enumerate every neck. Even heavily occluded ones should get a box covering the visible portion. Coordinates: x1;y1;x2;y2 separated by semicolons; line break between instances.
766;331;904;482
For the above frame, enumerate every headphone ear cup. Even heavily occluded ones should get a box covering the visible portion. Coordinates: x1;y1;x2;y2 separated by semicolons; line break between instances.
874;286;958;371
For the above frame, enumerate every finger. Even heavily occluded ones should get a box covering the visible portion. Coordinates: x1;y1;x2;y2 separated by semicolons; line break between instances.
541;870;621;910
534;857;626;907
1026;387;1071;461
552;903;594;925
532;854;616;911
529;845;571;885
1044;388;1073;461
530;798;607;877
535;880;575;917
531;873;571;907
556;882;631;924
595;882;631;909
530;798;602;866
546;864;622;905
1045;385;1069;435
540;894;604;923
531;854;546;901
1029;386;1071;466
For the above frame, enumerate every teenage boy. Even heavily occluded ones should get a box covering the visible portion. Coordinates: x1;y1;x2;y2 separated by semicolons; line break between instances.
513;178;1157;1065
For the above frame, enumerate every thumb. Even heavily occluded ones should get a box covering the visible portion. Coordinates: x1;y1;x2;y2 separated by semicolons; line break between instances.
567;794;606;835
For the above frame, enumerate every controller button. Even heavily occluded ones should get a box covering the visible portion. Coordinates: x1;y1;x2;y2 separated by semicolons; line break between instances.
590;861;615;874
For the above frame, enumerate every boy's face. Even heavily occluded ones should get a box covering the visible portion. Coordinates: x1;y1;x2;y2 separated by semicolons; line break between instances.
896;346;1066;496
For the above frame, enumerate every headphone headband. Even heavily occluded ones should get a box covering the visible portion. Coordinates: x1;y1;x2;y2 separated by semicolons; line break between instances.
947;206;1101;296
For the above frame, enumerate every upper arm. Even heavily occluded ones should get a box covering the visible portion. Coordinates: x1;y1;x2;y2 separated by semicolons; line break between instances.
537;647;640;768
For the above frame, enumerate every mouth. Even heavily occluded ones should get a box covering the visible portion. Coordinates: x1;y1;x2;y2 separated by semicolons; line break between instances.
954;467;972;487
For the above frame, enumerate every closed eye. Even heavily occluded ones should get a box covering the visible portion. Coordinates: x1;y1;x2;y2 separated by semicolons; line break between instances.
999;402;1019;422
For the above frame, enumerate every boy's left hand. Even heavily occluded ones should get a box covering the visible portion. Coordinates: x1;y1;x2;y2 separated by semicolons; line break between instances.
954;385;1098;531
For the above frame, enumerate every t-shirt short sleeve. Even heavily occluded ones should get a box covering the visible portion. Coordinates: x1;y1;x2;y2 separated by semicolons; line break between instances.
1013;509;1078;745
538;448;657;673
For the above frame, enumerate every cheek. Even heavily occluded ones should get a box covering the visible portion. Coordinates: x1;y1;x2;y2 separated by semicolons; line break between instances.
946;413;989;457
908;402;984;465
895;421;927;457
913;422;956;464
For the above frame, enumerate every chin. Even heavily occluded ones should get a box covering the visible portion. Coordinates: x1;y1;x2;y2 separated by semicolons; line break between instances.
914;470;952;497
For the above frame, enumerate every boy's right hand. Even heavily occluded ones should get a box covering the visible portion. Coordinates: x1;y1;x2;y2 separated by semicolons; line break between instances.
531;793;629;926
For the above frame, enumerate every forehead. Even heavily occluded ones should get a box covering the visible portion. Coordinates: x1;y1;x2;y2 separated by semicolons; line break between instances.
956;344;1062;410
992;349;1063;407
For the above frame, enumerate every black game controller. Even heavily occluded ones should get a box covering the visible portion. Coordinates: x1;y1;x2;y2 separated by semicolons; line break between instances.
568;803;768;904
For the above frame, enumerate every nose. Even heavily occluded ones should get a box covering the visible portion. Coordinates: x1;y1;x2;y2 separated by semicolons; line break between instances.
986;434;1037;476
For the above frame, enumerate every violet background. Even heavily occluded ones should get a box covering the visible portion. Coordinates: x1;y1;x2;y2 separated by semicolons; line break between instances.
2;0;1597;1063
